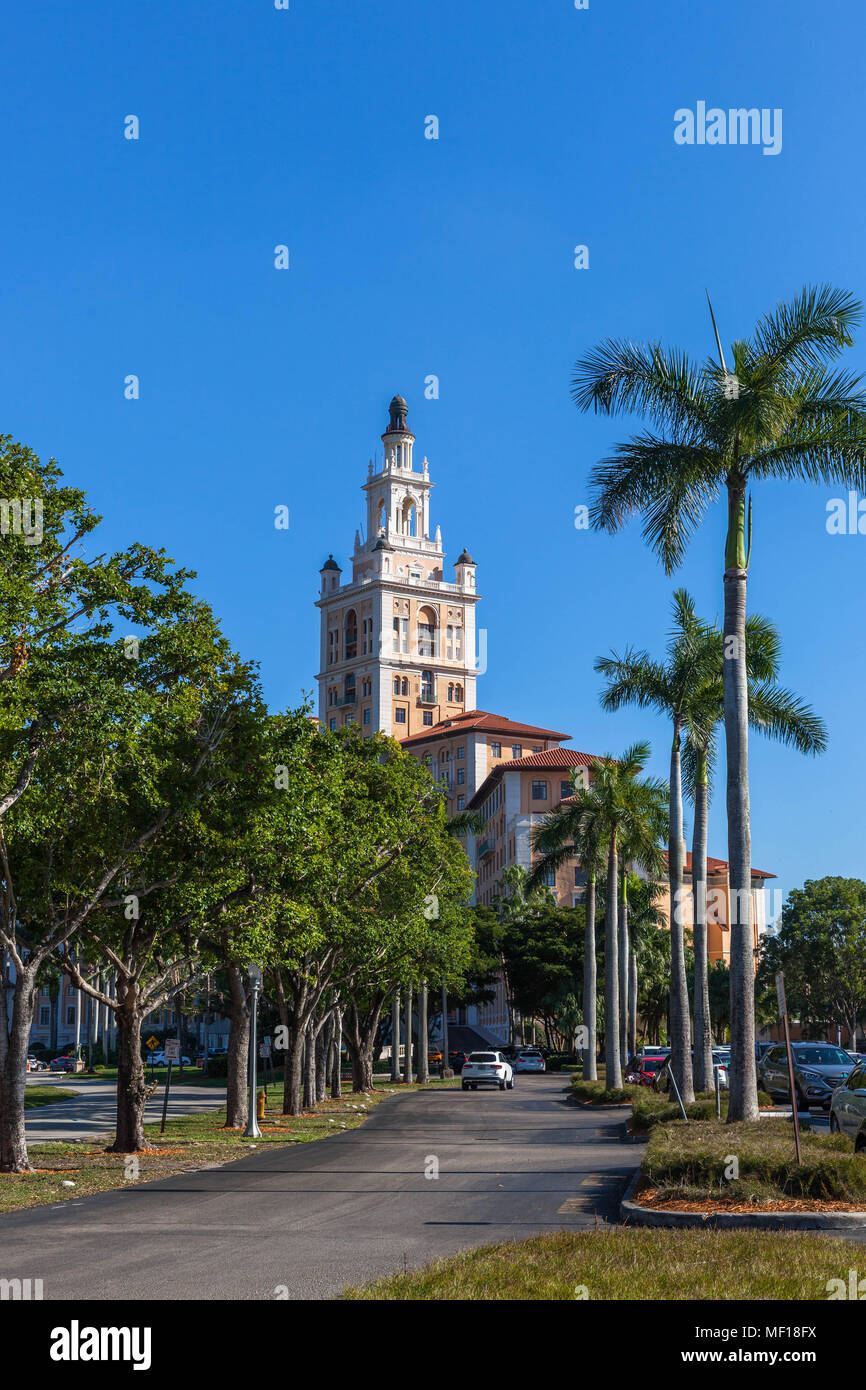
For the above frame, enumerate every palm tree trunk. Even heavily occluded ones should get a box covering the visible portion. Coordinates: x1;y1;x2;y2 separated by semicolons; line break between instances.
583;872;598;1080
619;870;629;1066
628;944;638;1057
723;491;758;1122
692;749;713;1093
390;989;401;1082
669;719;695;1104
605;837;622;1089
418;982;429;1084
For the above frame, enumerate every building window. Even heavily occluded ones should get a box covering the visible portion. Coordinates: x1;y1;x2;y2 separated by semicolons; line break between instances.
420;670;434;702
447;682;454;701
345;609;358;659
574;868;588;887
531;780;548;801
457;796;465;811
560;780;572;801
542;866;555;887
363;708;371;725
455;683;462;700
457;746;464;759
423;710;433;726
329;718;337;731
394;708;407;724
533;745;542;753
39;1006;50;1026
457;768;465;784
66;1005;76;1025
490;742;501;757
328;629;339;664
393;617;408;654
511;745;521;759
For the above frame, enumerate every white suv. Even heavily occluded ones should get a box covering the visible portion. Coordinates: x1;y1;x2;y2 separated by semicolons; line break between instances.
461;1051;514;1091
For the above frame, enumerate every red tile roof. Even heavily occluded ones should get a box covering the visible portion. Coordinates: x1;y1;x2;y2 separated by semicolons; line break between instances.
662;849;775;880
400;709;569;747
469;747;603;808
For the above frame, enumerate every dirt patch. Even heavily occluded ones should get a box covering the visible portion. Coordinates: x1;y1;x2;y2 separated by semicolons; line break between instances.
636;1182;866;1214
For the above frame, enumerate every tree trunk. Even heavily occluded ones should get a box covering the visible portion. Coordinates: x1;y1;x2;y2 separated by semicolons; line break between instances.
284;1028;304;1116
604;838;622;1089
224;964;250;1129
628;942;638;1058
303;1018;317;1110
316;1015;330;1105
110;988;148;1153
692;755;714;1093
0;968;37;1172
723;519;758;1123
668;720;695;1104
344;996;385;1092
403;985;413;1084
418;982;429;1084
582;873;598;1080
390;989;401;1082
441;983;450;1071
619;870;629;1067
331;1008;342;1099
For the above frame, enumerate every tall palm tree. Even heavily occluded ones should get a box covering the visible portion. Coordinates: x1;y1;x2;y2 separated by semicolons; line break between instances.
623;874;667;1053
530;778;606;1080
615;819;666;1068
682;614;827;1091
595;590;718;1104
531;745;668;1089
572;285;866;1120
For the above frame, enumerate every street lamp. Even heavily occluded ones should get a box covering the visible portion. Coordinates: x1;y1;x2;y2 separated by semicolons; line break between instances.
243;964;263;1139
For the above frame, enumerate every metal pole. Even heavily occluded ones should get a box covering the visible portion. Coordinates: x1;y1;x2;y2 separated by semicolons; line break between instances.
782;1008;802;1165
244;969;262;1139
714;1063;721;1119
441;983;452;1077
667;1060;688;1121
160;1061;173;1134
403;985;413;1085
391;989;401;1082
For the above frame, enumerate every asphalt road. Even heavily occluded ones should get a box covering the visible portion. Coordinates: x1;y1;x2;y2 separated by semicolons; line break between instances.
3;1074;638;1300
23;1075;228;1143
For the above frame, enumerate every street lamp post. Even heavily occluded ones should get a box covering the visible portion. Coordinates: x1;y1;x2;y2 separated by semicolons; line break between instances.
244;964;263;1139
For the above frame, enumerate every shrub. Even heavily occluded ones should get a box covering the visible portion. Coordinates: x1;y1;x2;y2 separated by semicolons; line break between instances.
572;1076;643;1105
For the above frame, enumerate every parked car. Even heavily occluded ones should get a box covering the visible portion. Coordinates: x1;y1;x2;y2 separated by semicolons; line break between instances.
830;1060;866;1149
711;1049;730;1089
759;1042;853;1111
513;1047;546;1074
427;1048;442;1065
49;1056;76;1073
448;1049;467;1072
625;1054;668;1087
461;1051;514;1091
26;1055;47;1072
148;1051;192;1067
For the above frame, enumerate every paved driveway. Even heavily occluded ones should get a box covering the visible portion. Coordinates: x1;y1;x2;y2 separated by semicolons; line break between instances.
3;1074;638;1300
23;1074;228;1144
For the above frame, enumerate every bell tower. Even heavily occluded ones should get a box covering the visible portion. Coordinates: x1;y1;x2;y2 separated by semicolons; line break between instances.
315;395;481;738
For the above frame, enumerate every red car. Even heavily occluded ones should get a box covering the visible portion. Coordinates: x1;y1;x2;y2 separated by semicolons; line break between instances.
624;1055;667;1087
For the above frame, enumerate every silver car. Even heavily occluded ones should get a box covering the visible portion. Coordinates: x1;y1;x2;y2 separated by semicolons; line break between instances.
513;1047;546;1074
830;1060;866;1150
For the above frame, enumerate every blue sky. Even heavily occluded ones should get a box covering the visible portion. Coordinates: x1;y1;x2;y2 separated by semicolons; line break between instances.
2;0;865;914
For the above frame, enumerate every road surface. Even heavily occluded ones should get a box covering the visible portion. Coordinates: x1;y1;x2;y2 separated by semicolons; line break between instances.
23;1074;228;1144
3;1073;637;1299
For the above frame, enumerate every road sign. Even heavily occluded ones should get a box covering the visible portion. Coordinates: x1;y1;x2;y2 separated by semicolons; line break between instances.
259;1038;271;1059
775;970;801;1165
163;1039;181;1062
146;1036;159;1051
775;971;787;1018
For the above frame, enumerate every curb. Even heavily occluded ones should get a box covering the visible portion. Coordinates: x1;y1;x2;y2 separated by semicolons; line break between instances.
619;1169;866;1231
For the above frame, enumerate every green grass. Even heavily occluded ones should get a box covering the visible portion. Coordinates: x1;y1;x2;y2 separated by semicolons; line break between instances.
630;1088;776;1130
23;1087;80;1110
345;1227;866;1300
642;1116;866;1203
571;1076;644;1105
1;1074;459;1214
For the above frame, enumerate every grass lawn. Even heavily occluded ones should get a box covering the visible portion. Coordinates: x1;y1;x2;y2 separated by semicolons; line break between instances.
641;1115;866;1207
1;1075;458;1215
23;1087;80;1110
344;1226;866;1300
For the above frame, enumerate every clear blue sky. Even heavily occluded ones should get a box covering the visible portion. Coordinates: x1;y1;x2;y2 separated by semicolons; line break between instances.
2;0;865;915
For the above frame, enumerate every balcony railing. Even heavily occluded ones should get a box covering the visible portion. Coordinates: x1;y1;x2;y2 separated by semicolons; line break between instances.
335;690;356;707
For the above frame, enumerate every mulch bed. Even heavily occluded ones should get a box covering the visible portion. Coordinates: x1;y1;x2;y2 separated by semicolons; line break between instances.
636;1182;866;1214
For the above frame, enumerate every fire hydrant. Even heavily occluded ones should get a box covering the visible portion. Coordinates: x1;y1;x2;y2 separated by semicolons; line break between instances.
256;1088;266;1121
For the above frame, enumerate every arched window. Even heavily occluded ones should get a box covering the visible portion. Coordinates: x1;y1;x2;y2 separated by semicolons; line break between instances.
344;673;356;705
417;606;437;658
344;609;357;659
401;497;417;537
447;683;454;701
377;500;386;531
420;670;434;703
455;683;463;701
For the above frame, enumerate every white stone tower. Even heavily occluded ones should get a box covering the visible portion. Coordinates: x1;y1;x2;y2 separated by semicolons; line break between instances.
316;395;480;738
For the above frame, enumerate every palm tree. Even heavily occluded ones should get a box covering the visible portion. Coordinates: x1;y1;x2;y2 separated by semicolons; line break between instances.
624;874;667;1053
572;285;866;1120
595;590;718;1104
615;819;666;1068
530;778;606;1080
531;744;668;1089
681;613;827;1091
